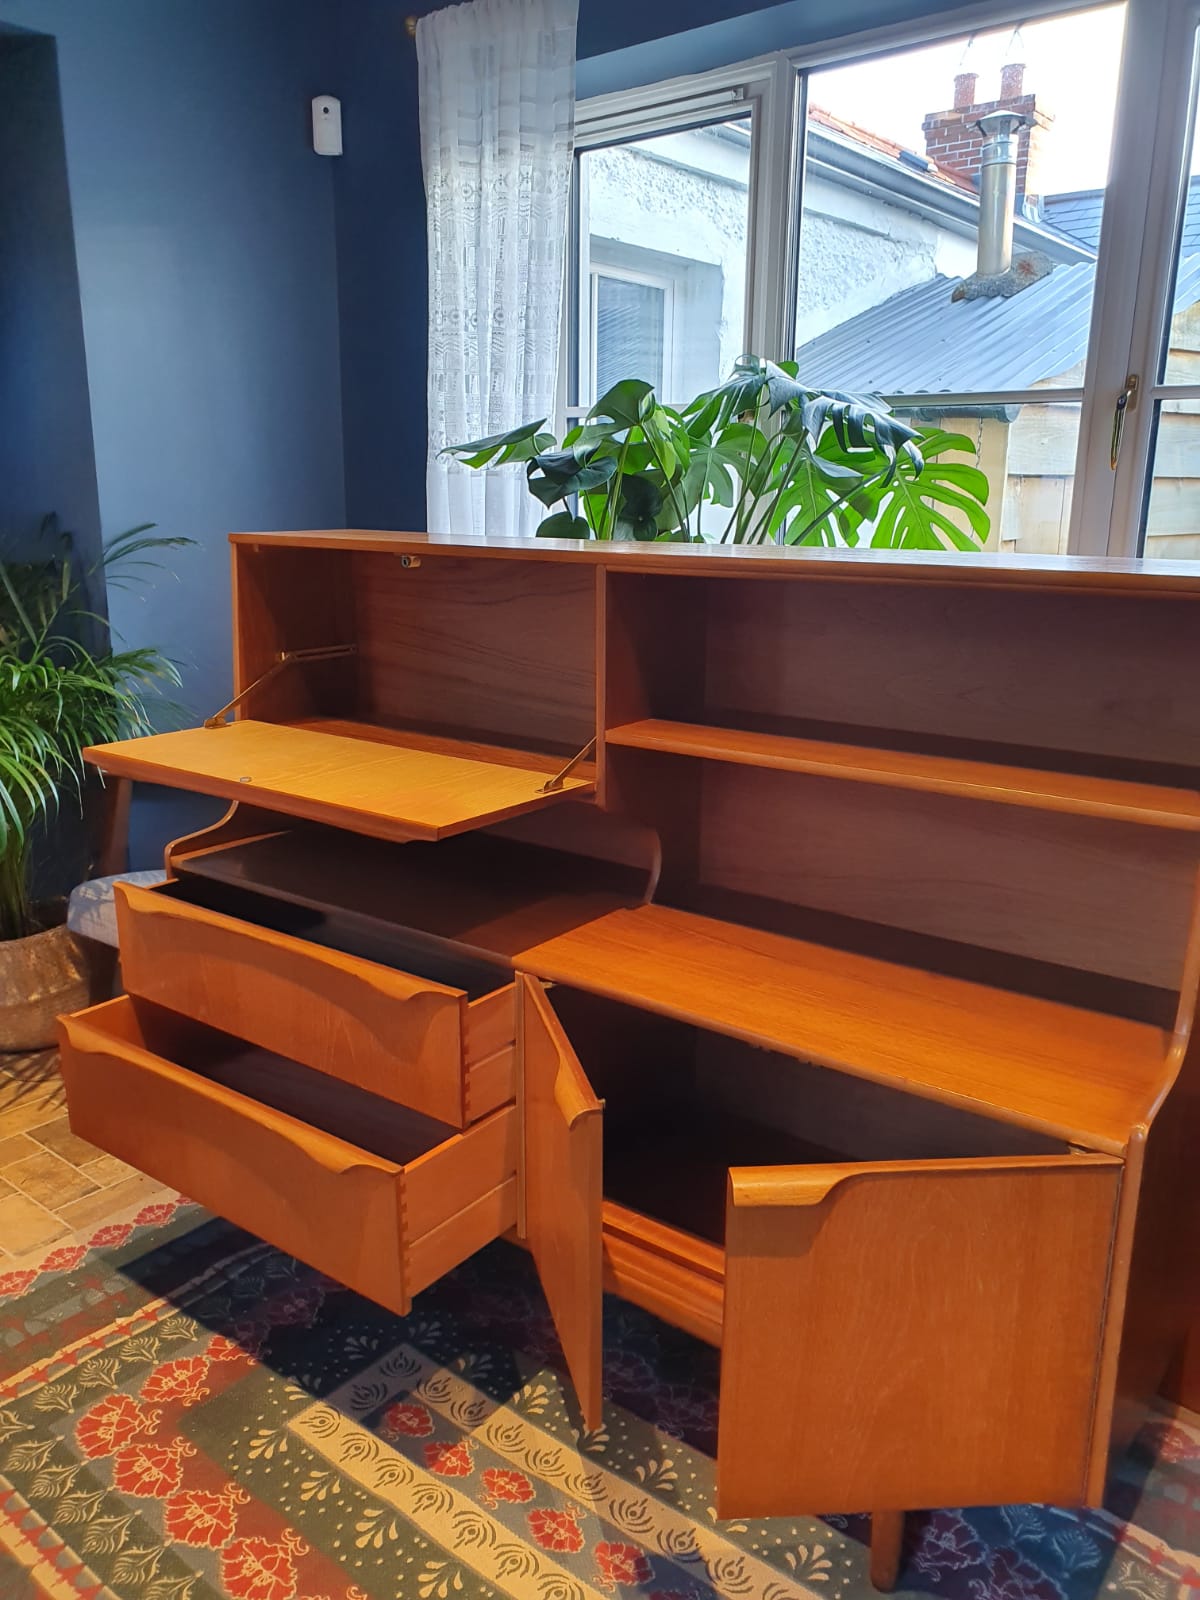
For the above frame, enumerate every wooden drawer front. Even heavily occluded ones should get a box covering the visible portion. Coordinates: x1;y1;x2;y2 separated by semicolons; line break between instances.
717;1154;1122;1517
116;881;515;1127
58;998;519;1317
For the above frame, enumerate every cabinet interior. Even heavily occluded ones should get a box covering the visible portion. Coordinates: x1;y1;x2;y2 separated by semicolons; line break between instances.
603;568;1200;1021
169;807;652;966
546;987;1070;1249
235;545;596;760
609;746;1190;1020
159;873;512;1000
604;571;1200;776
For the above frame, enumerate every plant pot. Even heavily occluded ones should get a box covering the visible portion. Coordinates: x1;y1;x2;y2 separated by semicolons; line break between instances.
0;913;91;1052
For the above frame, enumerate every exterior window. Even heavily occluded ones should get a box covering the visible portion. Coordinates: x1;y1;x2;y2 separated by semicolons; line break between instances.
792;7;1124;555
570;117;752;412
564;0;1200;561
593;270;668;397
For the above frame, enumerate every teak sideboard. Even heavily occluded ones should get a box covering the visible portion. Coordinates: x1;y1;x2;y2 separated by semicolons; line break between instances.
58;531;1200;1583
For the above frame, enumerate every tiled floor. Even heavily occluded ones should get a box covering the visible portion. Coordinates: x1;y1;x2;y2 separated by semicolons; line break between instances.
0;1048;174;1270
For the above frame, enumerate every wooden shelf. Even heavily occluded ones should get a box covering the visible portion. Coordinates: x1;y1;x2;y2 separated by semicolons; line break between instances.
520;903;1173;1153
605;719;1200;832
84;719;594;843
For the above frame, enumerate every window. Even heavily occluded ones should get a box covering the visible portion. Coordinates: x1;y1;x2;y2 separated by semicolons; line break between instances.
792;9;1123;556
592;269;669;397
569;113;754;414
564;0;1200;561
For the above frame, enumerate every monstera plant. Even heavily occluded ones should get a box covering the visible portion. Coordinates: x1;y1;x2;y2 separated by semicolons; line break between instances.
445;355;991;549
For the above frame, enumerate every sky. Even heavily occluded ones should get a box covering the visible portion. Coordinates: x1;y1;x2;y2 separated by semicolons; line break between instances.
809;4;1130;197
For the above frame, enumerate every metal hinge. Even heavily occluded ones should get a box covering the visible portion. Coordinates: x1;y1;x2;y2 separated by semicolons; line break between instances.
203;645;356;728
539;737;597;793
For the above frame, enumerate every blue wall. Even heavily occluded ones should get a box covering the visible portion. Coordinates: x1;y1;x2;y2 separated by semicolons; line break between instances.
0;33;101;571
334;2;427;533
0;0;347;863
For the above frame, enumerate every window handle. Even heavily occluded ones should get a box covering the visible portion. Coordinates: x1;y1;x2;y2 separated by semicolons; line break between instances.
1111;373;1139;470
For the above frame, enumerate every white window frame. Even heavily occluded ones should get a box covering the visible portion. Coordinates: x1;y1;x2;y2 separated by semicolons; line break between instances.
565;0;1200;560
565;58;799;424
1077;0;1200;554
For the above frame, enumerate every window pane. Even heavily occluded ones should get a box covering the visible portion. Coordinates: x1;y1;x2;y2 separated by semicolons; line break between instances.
1136;31;1200;558
794;7;1125;396
575;117;751;408
1158;64;1200;389
887;404;1081;556
594;275;665;396
1142;399;1200;559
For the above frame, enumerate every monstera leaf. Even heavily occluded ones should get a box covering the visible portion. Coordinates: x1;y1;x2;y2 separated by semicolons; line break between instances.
440;419;555;469
793;394;924;480
526;448;617;507
771;452;867;545
613;475;664;540
836;432;990;551
679;421;766;514
865;461;991;549
592;378;656;429
684;358;771;430
536;512;592;539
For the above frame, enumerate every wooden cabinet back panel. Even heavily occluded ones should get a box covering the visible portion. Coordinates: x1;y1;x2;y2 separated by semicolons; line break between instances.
353;554;596;753
697;762;1200;990
703;580;1200;767
233;545;358;721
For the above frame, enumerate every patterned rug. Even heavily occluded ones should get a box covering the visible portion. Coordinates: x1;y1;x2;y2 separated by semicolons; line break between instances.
1;1205;1199;1600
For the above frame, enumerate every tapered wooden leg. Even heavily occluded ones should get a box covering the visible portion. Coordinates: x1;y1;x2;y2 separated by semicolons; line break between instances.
869;1510;905;1591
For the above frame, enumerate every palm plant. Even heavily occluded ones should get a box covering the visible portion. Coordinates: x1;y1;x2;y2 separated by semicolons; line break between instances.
0;521;188;943
444;354;991;549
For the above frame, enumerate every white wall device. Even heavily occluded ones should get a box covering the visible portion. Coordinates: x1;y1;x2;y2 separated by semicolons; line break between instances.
312;96;343;157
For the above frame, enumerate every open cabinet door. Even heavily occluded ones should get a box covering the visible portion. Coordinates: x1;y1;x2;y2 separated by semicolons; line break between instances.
718;1154;1121;1517
520;976;604;1430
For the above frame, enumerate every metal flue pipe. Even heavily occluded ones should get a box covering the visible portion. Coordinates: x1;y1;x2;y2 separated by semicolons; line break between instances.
974;110;1028;276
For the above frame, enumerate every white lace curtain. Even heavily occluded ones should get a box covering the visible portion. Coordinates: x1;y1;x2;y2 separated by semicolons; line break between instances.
418;0;578;538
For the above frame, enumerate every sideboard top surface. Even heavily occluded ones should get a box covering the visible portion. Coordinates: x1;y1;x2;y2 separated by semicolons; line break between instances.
227;530;1200;594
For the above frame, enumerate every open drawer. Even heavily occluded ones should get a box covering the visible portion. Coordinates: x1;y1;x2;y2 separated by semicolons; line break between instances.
115;879;515;1126
58;997;520;1316
527;986;1125;1519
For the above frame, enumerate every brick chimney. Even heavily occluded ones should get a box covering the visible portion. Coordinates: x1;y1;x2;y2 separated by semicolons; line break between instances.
922;65;1053;201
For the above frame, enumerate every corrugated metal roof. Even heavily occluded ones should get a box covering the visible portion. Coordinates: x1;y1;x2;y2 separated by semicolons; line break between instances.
794;255;1200;394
